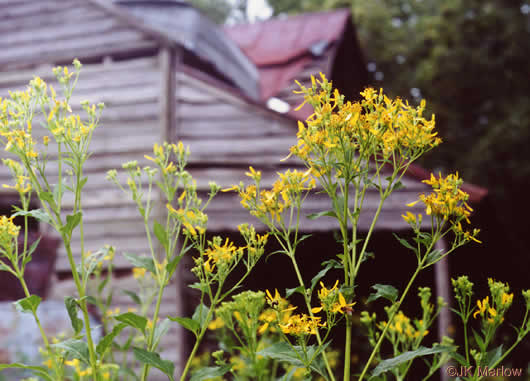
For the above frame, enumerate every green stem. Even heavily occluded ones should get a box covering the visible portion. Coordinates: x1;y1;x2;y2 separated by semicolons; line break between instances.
344;320;352;381
63;238;98;381
180;298;217;381
289;254;336;381
358;262;424;381
19;275;50;350
140;279;166;381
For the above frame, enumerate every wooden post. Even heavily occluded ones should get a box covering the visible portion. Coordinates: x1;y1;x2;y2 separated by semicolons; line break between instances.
435;237;451;381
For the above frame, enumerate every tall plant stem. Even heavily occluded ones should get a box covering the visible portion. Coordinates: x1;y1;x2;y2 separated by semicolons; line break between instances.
358;263;424;381
180;297;216;381
140;280;166;381
63;238;98;381
289;254;336;381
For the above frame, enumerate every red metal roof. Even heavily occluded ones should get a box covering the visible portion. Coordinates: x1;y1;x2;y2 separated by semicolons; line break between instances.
225;9;351;100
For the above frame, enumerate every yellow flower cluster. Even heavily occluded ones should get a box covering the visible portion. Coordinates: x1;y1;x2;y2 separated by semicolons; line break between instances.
202;238;244;273
312;281;356;315
380;311;429;342
0;215;20;241
167;203;207;237
280;312;325;336
2;158;31;194
226;168;315;224
289;74;441;180
65;358;111;379
406;172;481;243
473;278;514;325
144;141;188;175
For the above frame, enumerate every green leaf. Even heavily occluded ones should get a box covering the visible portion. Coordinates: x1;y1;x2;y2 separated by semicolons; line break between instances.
132;347;175;381
372;346;454;377
14;294;41;314
52;339;90;365
22;236;42;266
367;284;398;304
393;233;417;253
257;342;328;377
192;303;210;330
96;323;127;357
168;316;200;335
12;208;52;225
424;249;445;267
485;344;503;368
64;296;83;334
123;252;155;274
62;211;82;236
285;285;306;298
122;290;142;305
39;191;56;209
166;254;182;279
307;210;337;220
472;329;486;352
153;318;170;349
310;260;341;292
188;282;208;293
0;363;53;381
114;312;147;333
153;220;168;250
190;365;231;381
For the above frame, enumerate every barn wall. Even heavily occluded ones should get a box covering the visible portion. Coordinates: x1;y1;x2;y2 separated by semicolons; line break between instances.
0;0;158;71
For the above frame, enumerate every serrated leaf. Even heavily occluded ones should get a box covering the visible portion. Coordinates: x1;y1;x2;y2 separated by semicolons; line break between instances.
307;210;337;220
52;339;90;365
14;294;41;314
285;285;305;298
0;363;53;381
96;323;127;357
153;220;168;250
132;347;175;381
64;296;83;334
367;284;398;304
168;316;200;335
372;346;454;377
123;252;155;274
123;290;142;305
115;312;147;333
190;365;231;381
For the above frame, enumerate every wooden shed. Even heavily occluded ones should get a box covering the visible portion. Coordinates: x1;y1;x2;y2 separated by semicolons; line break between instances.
0;0;487;375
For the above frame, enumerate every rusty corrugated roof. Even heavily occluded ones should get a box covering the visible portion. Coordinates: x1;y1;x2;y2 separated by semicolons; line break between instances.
225;9;351;100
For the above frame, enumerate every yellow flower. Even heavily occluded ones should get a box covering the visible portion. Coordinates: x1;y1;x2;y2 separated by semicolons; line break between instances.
132;267;147;279
331;292;356;315
473;296;489;319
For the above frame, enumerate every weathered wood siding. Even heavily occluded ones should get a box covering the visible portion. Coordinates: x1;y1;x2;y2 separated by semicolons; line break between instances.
0;0;158;71
0;57;163;271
